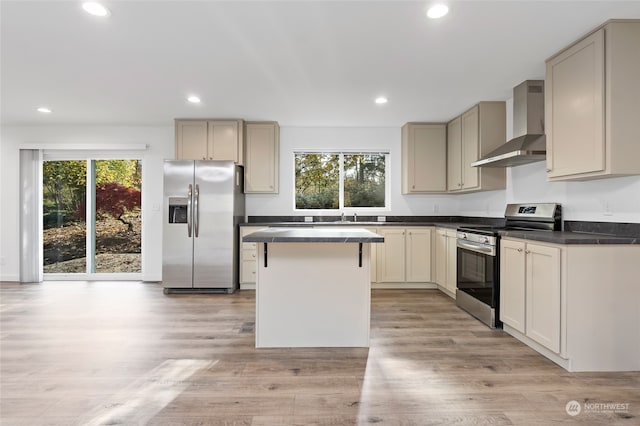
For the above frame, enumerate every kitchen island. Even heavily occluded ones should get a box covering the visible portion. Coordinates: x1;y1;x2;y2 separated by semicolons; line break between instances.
242;227;383;348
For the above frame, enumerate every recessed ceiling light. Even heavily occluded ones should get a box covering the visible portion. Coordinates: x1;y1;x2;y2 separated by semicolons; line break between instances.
427;4;449;19
375;97;388;105
82;2;111;17
37;107;52;113
187;96;201;104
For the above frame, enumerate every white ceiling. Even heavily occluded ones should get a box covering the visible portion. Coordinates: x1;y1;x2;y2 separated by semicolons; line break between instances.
2;1;640;127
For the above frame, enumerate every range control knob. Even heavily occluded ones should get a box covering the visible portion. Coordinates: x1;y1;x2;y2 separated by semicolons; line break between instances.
483;237;490;244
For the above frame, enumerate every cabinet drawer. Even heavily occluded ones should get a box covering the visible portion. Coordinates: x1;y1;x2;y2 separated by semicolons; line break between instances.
241;260;257;283
242;248;257;261
243;241;257;251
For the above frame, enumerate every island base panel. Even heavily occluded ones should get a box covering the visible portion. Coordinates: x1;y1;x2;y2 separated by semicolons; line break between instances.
256;242;371;348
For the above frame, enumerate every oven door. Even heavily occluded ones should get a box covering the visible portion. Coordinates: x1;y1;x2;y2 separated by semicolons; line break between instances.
456;239;498;308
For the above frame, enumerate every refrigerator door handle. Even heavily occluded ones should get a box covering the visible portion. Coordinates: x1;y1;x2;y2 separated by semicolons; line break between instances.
187;184;193;237
194;184;200;238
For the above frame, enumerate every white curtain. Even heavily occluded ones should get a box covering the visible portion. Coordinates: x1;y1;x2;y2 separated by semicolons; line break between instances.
19;149;43;283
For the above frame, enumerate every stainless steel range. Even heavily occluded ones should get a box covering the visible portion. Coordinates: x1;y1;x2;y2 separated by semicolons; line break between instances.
455;203;562;328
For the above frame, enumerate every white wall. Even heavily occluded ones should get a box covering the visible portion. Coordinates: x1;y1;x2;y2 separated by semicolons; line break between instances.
246;126;462;216
0;126;174;282
1;118;639;282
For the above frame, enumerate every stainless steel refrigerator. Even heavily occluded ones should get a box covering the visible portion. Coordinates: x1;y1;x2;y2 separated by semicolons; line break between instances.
162;160;245;293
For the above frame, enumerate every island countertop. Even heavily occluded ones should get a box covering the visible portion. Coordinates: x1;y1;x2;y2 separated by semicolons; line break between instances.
242;227;384;243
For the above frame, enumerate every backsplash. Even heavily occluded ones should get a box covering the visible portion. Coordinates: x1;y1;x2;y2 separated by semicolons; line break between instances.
564;221;640;237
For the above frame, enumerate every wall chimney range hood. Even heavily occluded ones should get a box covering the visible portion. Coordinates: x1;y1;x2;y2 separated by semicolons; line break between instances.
472;80;546;167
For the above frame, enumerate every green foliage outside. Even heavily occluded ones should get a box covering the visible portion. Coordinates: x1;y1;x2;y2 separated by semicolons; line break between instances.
344;154;385;208
43;160;142;228
295;153;386;210
295;154;339;209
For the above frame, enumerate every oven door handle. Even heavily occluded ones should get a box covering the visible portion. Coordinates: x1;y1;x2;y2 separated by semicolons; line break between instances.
457;240;496;256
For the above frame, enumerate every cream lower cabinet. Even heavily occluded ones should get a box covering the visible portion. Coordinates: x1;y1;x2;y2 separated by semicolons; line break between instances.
405;227;433;282
365;227;378;283
376;226;434;286
500;237;640;372
244;122;279;193
376;228;406;283
240;226;265;288
434;228;457;297
500;239;561;353
545;21;640;180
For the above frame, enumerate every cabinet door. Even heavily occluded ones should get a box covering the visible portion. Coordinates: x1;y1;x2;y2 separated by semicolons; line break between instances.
406;227;432;282
461;106;479;190
526;243;561;353
500;239;526;333
402;124;446;193
176;120;208;160
207;120;241;162
546;29;605;178
245;122;279;193
445;232;457;294
447;117;462;191
366;228;378;283
434;229;447;286
377;228;406;283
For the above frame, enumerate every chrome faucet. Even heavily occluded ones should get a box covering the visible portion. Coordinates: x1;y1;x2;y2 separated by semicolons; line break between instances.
353;212;357;222
341;212;345;222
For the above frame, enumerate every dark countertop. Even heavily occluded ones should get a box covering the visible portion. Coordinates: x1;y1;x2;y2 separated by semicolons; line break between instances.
239;221;464;229
242;227;384;243
240;222;639;245
498;230;639;245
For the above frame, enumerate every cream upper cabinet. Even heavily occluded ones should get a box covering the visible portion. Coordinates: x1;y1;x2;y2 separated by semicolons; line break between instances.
377;228;406;283
546;21;640;180
500;238;561;353
461;107;480;190
244;122;279;193
401;123;447;193
447;102;506;193
446;117;462;192
175;120;208;160
405;227;433;282
175;119;244;165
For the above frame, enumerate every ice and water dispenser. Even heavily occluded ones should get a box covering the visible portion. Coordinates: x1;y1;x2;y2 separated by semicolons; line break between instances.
168;197;188;224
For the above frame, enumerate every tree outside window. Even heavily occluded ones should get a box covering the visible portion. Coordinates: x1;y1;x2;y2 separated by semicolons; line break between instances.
295;152;387;210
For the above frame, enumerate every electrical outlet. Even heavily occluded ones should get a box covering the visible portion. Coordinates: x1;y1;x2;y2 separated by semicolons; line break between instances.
604;201;613;216
377;216;386;222
304;216;313;222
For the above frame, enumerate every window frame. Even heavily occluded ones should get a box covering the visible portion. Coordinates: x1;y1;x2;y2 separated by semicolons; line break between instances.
293;150;390;213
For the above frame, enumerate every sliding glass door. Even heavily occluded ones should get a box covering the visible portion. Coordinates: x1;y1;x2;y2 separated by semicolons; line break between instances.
42;159;142;277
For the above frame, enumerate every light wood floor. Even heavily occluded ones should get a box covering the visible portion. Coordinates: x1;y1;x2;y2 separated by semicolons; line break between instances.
1;282;638;425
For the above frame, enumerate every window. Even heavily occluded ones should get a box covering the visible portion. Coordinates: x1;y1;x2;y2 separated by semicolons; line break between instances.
42;159;142;275
295;152;388;210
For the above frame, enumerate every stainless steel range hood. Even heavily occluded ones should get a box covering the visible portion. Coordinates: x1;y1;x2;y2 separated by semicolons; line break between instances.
472;80;546;167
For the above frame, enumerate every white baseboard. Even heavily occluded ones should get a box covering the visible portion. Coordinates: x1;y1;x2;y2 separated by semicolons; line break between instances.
0;274;20;283
503;324;570;371
371;282;438;289
240;283;256;290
